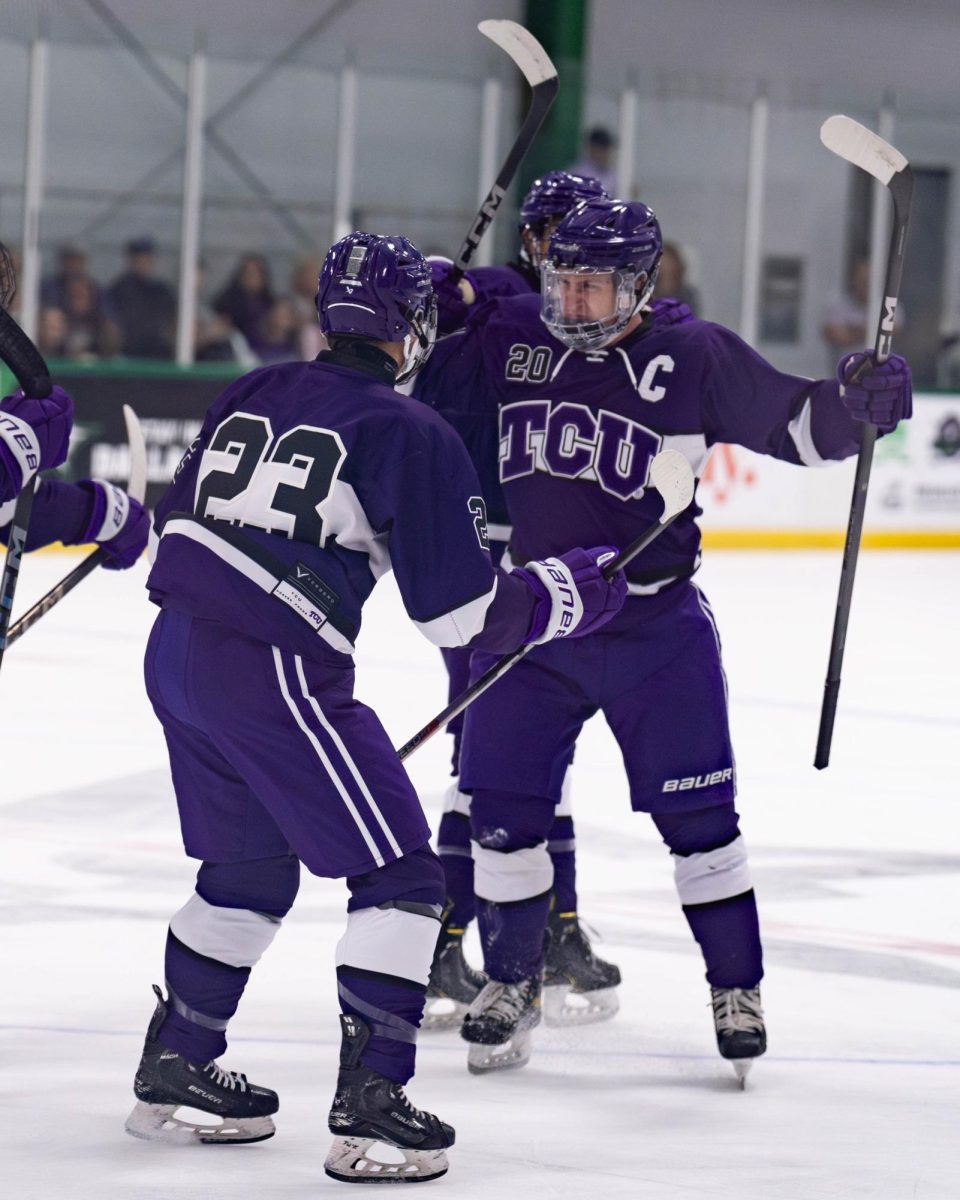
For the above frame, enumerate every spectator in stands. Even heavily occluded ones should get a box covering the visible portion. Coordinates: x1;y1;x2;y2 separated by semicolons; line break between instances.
249;295;300;363
568;126;617;194
105;237;177;360
193;259;256;366
60;273;120;360
289;253;326;359
653;241;701;316
41;244;100;311
36;305;69;358
212;253;275;346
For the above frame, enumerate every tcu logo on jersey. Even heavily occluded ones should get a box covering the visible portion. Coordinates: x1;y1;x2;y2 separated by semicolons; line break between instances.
499;400;662;501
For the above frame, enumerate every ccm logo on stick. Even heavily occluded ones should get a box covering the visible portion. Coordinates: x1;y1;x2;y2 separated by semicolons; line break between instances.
662;768;733;793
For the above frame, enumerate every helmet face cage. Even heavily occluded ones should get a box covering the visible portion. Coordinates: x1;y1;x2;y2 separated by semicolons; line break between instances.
540;198;662;350
396;289;438;383
541;263;658;352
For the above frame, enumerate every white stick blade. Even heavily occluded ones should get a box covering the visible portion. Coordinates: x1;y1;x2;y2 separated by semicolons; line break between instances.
649;448;695;521
478;20;557;87
122;404;148;504
820;115;907;186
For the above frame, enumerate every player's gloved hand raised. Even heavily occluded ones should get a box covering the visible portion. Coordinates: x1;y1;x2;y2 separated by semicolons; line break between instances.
0;384;74;500
838;351;912;432
76;479;149;570
428;257;478;336
515;546;627;645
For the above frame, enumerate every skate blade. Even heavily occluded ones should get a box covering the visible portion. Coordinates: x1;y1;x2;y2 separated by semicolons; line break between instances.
124;1100;275;1145
466;1029;533;1075
421;997;469;1033
324;1135;449;1183
731;1060;753;1089
542;983;619;1027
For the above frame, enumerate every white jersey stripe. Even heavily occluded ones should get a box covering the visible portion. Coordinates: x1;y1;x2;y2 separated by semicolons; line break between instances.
271;646;385;867
292;654;404;859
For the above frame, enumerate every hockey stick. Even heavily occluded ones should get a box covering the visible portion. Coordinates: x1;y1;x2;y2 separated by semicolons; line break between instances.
814;116;914;770
0;241;53;670
450;20;558;281
397;449;695;761
5;404;148;649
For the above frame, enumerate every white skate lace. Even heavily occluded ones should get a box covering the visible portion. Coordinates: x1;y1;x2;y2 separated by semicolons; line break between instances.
474;980;530;1022
711;987;764;1035
202;1061;249;1092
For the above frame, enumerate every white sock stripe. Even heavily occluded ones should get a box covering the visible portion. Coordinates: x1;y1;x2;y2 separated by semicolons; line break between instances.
271;646;385;867
292;654;403;859
335;905;440;987
472;840;554;903
442;782;472;816
556;774;574;816
672;834;752;906
169;893;281;968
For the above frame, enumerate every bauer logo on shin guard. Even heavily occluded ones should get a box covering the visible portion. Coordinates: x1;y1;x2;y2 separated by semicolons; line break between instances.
662;768;733;793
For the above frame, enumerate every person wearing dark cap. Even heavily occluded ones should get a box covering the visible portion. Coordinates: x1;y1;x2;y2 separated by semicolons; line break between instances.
569;126;617;193
105;237;177;360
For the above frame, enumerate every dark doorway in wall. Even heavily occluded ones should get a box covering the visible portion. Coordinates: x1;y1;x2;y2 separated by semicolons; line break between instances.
848;165;950;386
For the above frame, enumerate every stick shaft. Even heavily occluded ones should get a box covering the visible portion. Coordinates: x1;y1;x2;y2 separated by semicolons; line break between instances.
815;168;913;769
397;512;680;761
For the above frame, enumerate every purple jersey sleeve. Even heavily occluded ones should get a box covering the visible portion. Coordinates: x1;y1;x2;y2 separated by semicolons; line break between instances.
699;323;859;464
0;479;96;552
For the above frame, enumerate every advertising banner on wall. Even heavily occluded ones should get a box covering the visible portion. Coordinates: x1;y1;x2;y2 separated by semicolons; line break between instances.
697;392;960;544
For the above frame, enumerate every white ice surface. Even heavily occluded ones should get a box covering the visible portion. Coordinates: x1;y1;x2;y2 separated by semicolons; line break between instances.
1;550;958;1199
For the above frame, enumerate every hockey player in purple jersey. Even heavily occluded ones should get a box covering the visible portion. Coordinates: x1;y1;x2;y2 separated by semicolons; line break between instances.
425;169;629;1032
0;384;148;566
430;169;607;336
415;197;913;1082
424;172;698;1032
125;231;626;1182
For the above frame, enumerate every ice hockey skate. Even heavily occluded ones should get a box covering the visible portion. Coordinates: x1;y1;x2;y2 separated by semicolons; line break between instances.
124;985;278;1145
542;909;621;1026
460;976;541;1074
711;986;767;1087
325;1013;454;1183
422;929;487;1032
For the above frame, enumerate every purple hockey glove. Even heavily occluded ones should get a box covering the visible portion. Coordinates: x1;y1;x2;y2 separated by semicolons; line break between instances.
76;480;149;570
838;351;912;432
0;384;74;501
649;296;694;327
515;546;627;645
428;257;477;336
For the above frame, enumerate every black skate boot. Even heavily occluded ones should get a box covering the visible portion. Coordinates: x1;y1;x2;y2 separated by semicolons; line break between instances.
542;908;621;1027
423;927;487;1032
711;986;767;1088
460;976;541;1074
125;985;278;1144
325;1013;455;1183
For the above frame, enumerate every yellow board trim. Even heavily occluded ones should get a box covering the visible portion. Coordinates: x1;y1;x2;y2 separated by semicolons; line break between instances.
701;530;960;550
25;532;960;556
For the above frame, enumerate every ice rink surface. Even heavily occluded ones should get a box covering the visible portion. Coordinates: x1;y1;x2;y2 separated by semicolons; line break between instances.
2;549;958;1199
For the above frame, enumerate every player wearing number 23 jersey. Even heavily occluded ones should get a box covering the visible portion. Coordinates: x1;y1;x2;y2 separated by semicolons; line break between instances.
130;232;625;1182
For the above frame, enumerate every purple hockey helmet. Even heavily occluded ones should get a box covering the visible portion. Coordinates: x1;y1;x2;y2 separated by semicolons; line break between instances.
542;198;663;351
518;170;608;271
316;231;437;382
